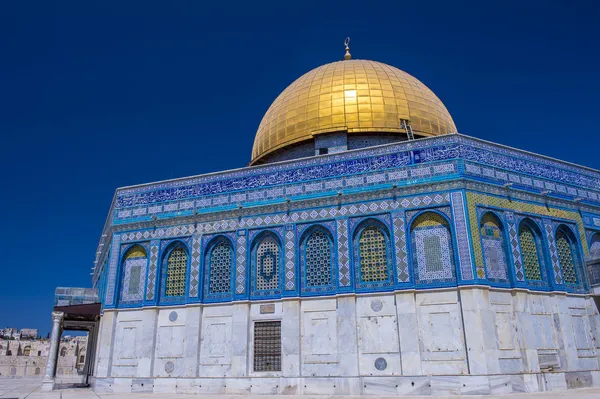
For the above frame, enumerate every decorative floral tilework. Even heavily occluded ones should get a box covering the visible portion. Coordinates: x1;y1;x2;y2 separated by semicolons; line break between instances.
465;192;589;284
189;234;201;297
544;222;563;285
236;231;247;294
392;213;409;283
336;219;351;287
285;228;296;291
105;234;121;306
451;192;475;280
146;241;159;300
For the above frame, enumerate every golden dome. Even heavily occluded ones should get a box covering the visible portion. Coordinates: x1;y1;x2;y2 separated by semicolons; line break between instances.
251;59;457;164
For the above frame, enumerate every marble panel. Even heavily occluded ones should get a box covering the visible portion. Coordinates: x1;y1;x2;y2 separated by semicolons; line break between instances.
489;375;513;394
303;377;337;395
197;378;226;394
362;376;398;395
430;375;460;396
395;376;432;395
543;372;567;391
249;377;279;394
225;378;252;394
460;375;490;395
131;378;153;393
175;378;199;394
565;371;593;389
278;377;301;395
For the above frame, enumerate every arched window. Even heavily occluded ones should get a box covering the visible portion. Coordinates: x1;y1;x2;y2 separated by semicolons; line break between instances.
207;238;233;296
60;347;67;357
590;233;600;259
301;227;334;291
120;245;147;303
165;247;188;297
35;367;41;375
254;234;281;293
518;221;544;281
411;212;455;283
479;213;509;281
23;346;31;356
357;224;390;283
555;227;579;284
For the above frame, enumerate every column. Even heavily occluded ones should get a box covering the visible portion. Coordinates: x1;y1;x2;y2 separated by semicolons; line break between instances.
42;311;64;392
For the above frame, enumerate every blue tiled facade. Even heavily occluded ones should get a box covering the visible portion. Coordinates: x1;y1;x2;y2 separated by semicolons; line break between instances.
94;134;600;309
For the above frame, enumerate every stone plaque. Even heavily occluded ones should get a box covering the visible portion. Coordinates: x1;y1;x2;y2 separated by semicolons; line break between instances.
169;311;178;322
165;361;175;373
371;299;383;312
374;357;387;371
260;304;275;314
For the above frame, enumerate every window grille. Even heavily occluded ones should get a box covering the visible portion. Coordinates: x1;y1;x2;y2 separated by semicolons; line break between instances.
305;230;332;287
556;230;577;284
359;227;388;282
253;321;281;372
519;226;542;281
166;248;188;297
209;241;233;294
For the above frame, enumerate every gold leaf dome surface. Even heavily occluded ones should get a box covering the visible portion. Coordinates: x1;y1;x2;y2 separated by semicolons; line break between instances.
251;59;457;164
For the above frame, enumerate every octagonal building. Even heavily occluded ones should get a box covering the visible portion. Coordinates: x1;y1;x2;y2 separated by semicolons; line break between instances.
46;53;600;396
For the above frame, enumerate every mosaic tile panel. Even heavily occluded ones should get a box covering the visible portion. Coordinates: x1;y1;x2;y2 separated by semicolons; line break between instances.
480;214;509;281
236;231;247;294
284;227;296;291
120;256;147;303
544;222;563;285
105;234;121;306
336;218;351;287
482;239;508;281
392;213;409;283
465;192;589;283
411;212;455;284
451;192;475;280
303;230;332;288
208;240;233;294
519;226;543;281
114;135;600;215
165;248;188;297
556;230;578;284
146;240;159;300
506;216;525;282
189;234;201;297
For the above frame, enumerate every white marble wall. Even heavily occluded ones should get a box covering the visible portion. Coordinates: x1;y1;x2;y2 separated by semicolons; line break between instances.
94;288;600;395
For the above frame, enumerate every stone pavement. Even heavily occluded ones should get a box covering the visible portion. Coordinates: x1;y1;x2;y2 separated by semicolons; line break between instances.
2;378;600;399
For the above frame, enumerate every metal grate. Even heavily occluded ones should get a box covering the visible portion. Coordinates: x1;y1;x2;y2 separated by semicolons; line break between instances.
253;321;281;372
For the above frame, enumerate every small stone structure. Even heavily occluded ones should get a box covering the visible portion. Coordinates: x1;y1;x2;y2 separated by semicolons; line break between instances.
0;332;87;378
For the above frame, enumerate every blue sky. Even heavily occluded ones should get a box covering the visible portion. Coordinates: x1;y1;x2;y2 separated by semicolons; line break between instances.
1;1;599;335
